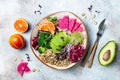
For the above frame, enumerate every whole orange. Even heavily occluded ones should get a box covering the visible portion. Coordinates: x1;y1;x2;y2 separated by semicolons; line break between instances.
9;34;25;49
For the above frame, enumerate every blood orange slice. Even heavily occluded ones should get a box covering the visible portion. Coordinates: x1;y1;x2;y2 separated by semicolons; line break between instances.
39;21;55;33
40;24;49;31
14;18;28;33
45;22;55;32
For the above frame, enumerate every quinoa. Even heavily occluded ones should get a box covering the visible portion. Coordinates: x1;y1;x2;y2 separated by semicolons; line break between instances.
39;49;72;67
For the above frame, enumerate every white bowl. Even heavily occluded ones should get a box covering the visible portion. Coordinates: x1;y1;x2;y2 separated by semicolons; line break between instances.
30;11;88;70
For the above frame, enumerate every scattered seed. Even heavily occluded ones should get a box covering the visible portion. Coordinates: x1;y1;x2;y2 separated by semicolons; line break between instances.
92;14;96;19
95;10;100;13
37;10;40;12
13;57;17;62
38;4;42;8
32;68;36;72
34;4;42;15
34;11;37;14
81;12;86;16
85;16;87;19
88;5;93;11
25;53;31;61
93;21;97;25
36;68;40;72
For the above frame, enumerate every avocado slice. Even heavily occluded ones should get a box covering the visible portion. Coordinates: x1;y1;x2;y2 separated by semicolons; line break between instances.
50;31;69;53
50;41;61;53
54;31;69;46
98;40;116;66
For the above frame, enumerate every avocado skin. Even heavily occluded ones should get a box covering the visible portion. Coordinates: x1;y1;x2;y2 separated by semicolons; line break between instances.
98;40;116;66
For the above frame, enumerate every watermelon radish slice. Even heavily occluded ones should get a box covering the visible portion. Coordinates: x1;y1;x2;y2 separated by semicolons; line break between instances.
68;18;76;32
75;24;84;32
57;15;69;30
57;18;63;29
72;21;81;32
62;16;69;29
17;61;31;76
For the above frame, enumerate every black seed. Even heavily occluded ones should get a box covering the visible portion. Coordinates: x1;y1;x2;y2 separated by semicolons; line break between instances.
60;37;64;41
37;10;40;12
38;4;42;8
34;11;37;14
88;5;93;11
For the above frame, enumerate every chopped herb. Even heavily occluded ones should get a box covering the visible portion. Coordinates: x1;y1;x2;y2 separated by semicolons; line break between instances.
38;46;46;53
47;17;53;22
47;17;58;26
52;17;57;21
37;31;52;53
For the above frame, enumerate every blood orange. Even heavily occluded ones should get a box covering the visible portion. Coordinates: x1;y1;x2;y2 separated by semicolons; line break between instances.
14;18;28;33
39;21;55;33
9;34;25;49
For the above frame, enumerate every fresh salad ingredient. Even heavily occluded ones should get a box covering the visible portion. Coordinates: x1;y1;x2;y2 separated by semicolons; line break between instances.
72;21;80;32
14;18;28;33
40;49;71;67
50;31;69;54
68;18;76;32
69;32;84;45
17;61;31;76
9;34;25;49
57;16;69;30
55;45;69;60
98;40;116;66
31;34;39;50
31;14;87;66
68;44;85;62
47;16;58;26
39;21;55;33
37;31;52;53
75;24;84;32
57;16;84;32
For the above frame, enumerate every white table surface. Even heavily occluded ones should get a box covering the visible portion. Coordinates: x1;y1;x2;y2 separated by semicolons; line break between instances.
0;0;120;80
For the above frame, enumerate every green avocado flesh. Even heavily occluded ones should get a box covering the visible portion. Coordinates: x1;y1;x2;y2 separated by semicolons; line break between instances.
50;31;69;53
98;40;116;66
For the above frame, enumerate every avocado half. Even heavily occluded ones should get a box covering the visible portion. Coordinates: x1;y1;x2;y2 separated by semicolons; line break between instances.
98;40;116;66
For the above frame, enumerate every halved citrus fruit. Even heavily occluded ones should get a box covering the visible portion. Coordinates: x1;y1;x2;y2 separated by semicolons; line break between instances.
14;18;28;33
39;21;55;33
40;24;49;31
46;22;55;32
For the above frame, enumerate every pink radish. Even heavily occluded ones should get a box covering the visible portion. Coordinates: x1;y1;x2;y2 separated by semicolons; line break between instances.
68;18;76;32
57;15;69;30
17;61;31;76
72;21;81;32
75;24;84;32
